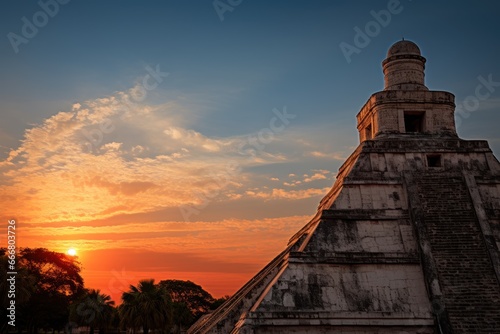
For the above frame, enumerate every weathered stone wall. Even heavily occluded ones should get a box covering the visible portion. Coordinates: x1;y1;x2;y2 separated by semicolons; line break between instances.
383;58;426;90
329;184;406;210
356;90;456;139
255;263;432;316
374;106;400;134
303;219;416;254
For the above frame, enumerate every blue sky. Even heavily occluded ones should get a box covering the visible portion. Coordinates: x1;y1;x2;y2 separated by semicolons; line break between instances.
2;1;499;151
1;0;500;298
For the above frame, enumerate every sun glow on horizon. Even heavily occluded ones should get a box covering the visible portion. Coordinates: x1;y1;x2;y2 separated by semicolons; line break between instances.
67;248;77;256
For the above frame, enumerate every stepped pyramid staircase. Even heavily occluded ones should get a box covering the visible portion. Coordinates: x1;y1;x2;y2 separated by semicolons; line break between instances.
406;171;500;333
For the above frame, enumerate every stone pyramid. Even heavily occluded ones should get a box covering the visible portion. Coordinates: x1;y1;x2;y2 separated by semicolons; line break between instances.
188;40;500;334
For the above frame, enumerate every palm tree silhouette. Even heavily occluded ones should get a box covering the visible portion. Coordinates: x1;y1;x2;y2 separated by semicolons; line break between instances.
70;289;115;334
119;279;172;334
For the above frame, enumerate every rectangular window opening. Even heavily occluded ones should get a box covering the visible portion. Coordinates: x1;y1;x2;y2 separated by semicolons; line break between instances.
404;112;425;133
427;154;442;168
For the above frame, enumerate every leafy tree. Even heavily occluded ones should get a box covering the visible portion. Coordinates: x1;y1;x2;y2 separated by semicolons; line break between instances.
14;248;84;333
159;280;230;331
19;248;84;296
70;289;115;334
171;302;194;334
159;280;215;318
119;279;173;334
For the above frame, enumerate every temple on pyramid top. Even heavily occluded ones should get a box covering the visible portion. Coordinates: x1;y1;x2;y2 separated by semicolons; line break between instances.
189;40;500;334
357;39;456;142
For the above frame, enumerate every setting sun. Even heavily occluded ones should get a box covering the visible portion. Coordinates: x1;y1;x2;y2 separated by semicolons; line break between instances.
67;248;77;256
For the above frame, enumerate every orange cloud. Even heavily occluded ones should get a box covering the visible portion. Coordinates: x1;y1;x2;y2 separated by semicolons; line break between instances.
0;85;339;300
0;89;310;223
303;171;328;183
245;187;330;200
309;151;346;160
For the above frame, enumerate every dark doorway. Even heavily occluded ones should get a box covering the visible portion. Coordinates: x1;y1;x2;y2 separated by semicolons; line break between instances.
404;113;424;133
427;154;442;168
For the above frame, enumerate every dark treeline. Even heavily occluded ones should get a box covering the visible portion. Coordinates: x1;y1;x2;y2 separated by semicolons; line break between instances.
0;248;228;334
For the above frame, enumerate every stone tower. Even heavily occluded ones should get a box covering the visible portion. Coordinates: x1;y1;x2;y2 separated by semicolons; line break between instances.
188;40;500;334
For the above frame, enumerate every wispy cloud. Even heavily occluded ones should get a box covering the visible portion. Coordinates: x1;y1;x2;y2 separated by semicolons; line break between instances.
0;83;337;302
0;85;333;225
245;187;330;200
303;170;329;182
308;150;347;160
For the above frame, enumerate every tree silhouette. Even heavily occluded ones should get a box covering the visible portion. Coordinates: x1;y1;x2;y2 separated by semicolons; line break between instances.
1;247;84;333
70;289;115;334
159;279;215;318
159;279;230;331
1;247;226;334
172;302;194;334
19;248;84;296
119;279;173;334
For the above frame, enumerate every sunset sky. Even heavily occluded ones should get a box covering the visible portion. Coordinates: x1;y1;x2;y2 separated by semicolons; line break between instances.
1;1;500;303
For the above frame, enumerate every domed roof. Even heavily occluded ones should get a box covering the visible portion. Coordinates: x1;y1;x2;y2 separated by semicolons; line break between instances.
387;40;421;57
